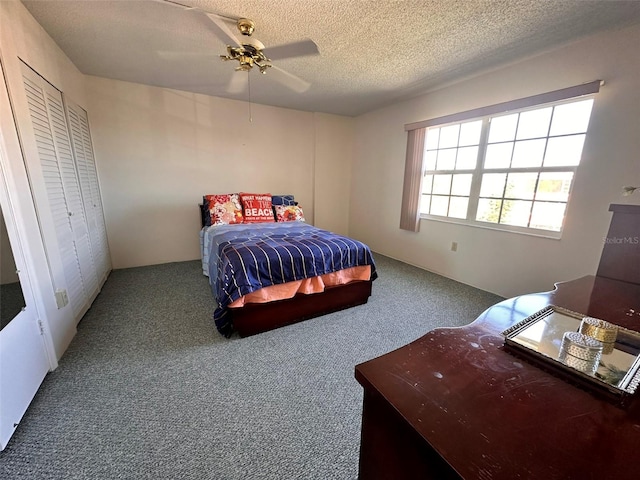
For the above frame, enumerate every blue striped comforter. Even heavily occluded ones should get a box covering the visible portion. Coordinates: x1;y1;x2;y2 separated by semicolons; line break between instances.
205;222;377;336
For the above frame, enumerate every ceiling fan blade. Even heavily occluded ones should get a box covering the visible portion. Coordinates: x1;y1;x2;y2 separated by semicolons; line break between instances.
205;13;242;47
263;39;319;61
149;0;195;10
152;0;237;22
268;66;311;93
227;71;248;94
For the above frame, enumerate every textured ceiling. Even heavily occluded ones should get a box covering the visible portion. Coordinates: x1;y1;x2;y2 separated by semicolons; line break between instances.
20;0;640;116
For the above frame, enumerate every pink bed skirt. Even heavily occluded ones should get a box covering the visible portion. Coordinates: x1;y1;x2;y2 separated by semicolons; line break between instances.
228;266;372;308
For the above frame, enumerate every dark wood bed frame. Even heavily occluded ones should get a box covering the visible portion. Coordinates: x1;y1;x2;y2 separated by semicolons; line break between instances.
200;204;374;337
231;279;373;337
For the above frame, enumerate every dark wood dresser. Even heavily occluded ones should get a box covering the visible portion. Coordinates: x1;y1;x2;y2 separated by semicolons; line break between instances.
355;204;640;479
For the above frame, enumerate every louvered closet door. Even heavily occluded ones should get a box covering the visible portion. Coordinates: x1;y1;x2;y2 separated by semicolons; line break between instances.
21;64;98;318
65;99;111;283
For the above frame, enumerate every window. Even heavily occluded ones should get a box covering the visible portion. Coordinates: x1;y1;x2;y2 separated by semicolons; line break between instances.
401;82;600;235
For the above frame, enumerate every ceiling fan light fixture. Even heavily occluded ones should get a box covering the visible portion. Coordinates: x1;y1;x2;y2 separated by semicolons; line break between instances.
220;40;272;74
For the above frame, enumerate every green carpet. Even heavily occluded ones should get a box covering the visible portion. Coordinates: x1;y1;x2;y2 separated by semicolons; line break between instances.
0;254;502;479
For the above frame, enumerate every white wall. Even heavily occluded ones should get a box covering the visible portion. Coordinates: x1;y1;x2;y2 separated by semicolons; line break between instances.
351;24;640;299
86;77;354;268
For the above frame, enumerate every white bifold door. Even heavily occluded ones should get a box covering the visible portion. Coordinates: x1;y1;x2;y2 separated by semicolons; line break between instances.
20;61;110;321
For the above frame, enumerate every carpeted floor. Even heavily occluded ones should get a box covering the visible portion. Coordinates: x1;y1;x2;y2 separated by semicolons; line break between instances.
0;254;502;479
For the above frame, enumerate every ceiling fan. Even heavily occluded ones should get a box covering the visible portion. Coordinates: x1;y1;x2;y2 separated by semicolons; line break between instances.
157;0;320;93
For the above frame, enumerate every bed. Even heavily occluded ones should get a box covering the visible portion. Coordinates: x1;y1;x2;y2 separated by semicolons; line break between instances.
201;217;377;338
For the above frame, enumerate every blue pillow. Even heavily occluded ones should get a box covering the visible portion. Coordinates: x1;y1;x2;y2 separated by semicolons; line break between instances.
201;197;210;227
271;194;297;206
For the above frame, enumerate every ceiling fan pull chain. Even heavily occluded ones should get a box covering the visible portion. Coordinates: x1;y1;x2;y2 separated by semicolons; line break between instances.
248;71;253;123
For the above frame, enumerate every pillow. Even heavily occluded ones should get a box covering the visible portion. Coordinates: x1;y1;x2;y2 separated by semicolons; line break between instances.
239;193;275;223
199;203;208;228
271;194;297;206
274;204;305;222
203;194;244;226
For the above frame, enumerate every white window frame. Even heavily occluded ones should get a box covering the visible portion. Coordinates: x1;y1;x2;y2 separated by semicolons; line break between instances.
400;81;602;236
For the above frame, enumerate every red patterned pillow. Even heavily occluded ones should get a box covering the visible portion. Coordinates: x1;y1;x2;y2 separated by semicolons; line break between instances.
239;193;275;223
274;204;305;222
204;194;244;226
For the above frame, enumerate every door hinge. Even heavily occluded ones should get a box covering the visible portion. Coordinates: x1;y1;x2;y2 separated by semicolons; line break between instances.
37;319;45;335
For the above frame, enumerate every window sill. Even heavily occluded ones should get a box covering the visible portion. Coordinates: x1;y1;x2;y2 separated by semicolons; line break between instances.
419;215;563;240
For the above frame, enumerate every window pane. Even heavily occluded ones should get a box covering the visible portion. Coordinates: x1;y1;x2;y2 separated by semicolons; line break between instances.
424;150;437;170
422;174;433;194
430;195;449;216
505;172;538;200
476;198;502;223
543;134;585;166
449;197;469;219
432;174;452;195
480;173;506;198
420;194;431;215
536;172;574;201
417;97;589;235
500;200;532;227
550;99;594;136
436;148;456;170
530;201;567;231
459;120;482;146
485;142;513;169
511;139;546;168
425;128;440;150
516;107;552;140
452;174;473;196
456;146;478;170
488;114;518;143
439;124;460;148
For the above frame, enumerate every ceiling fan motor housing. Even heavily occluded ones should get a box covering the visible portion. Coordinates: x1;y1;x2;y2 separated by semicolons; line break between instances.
237;18;255;36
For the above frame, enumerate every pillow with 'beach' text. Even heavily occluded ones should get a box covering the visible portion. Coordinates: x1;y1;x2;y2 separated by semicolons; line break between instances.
239;193;275;223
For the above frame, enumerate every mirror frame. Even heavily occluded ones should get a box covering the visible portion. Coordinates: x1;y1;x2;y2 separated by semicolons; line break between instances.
0;206;26;330
502;305;640;406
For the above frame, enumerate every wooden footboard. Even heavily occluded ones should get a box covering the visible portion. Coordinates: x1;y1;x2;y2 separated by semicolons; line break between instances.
230;280;373;337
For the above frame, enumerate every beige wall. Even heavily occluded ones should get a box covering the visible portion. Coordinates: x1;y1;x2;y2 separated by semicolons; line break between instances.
313;112;354;235
351;23;640;299
86;78;354;268
1;1;86;106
